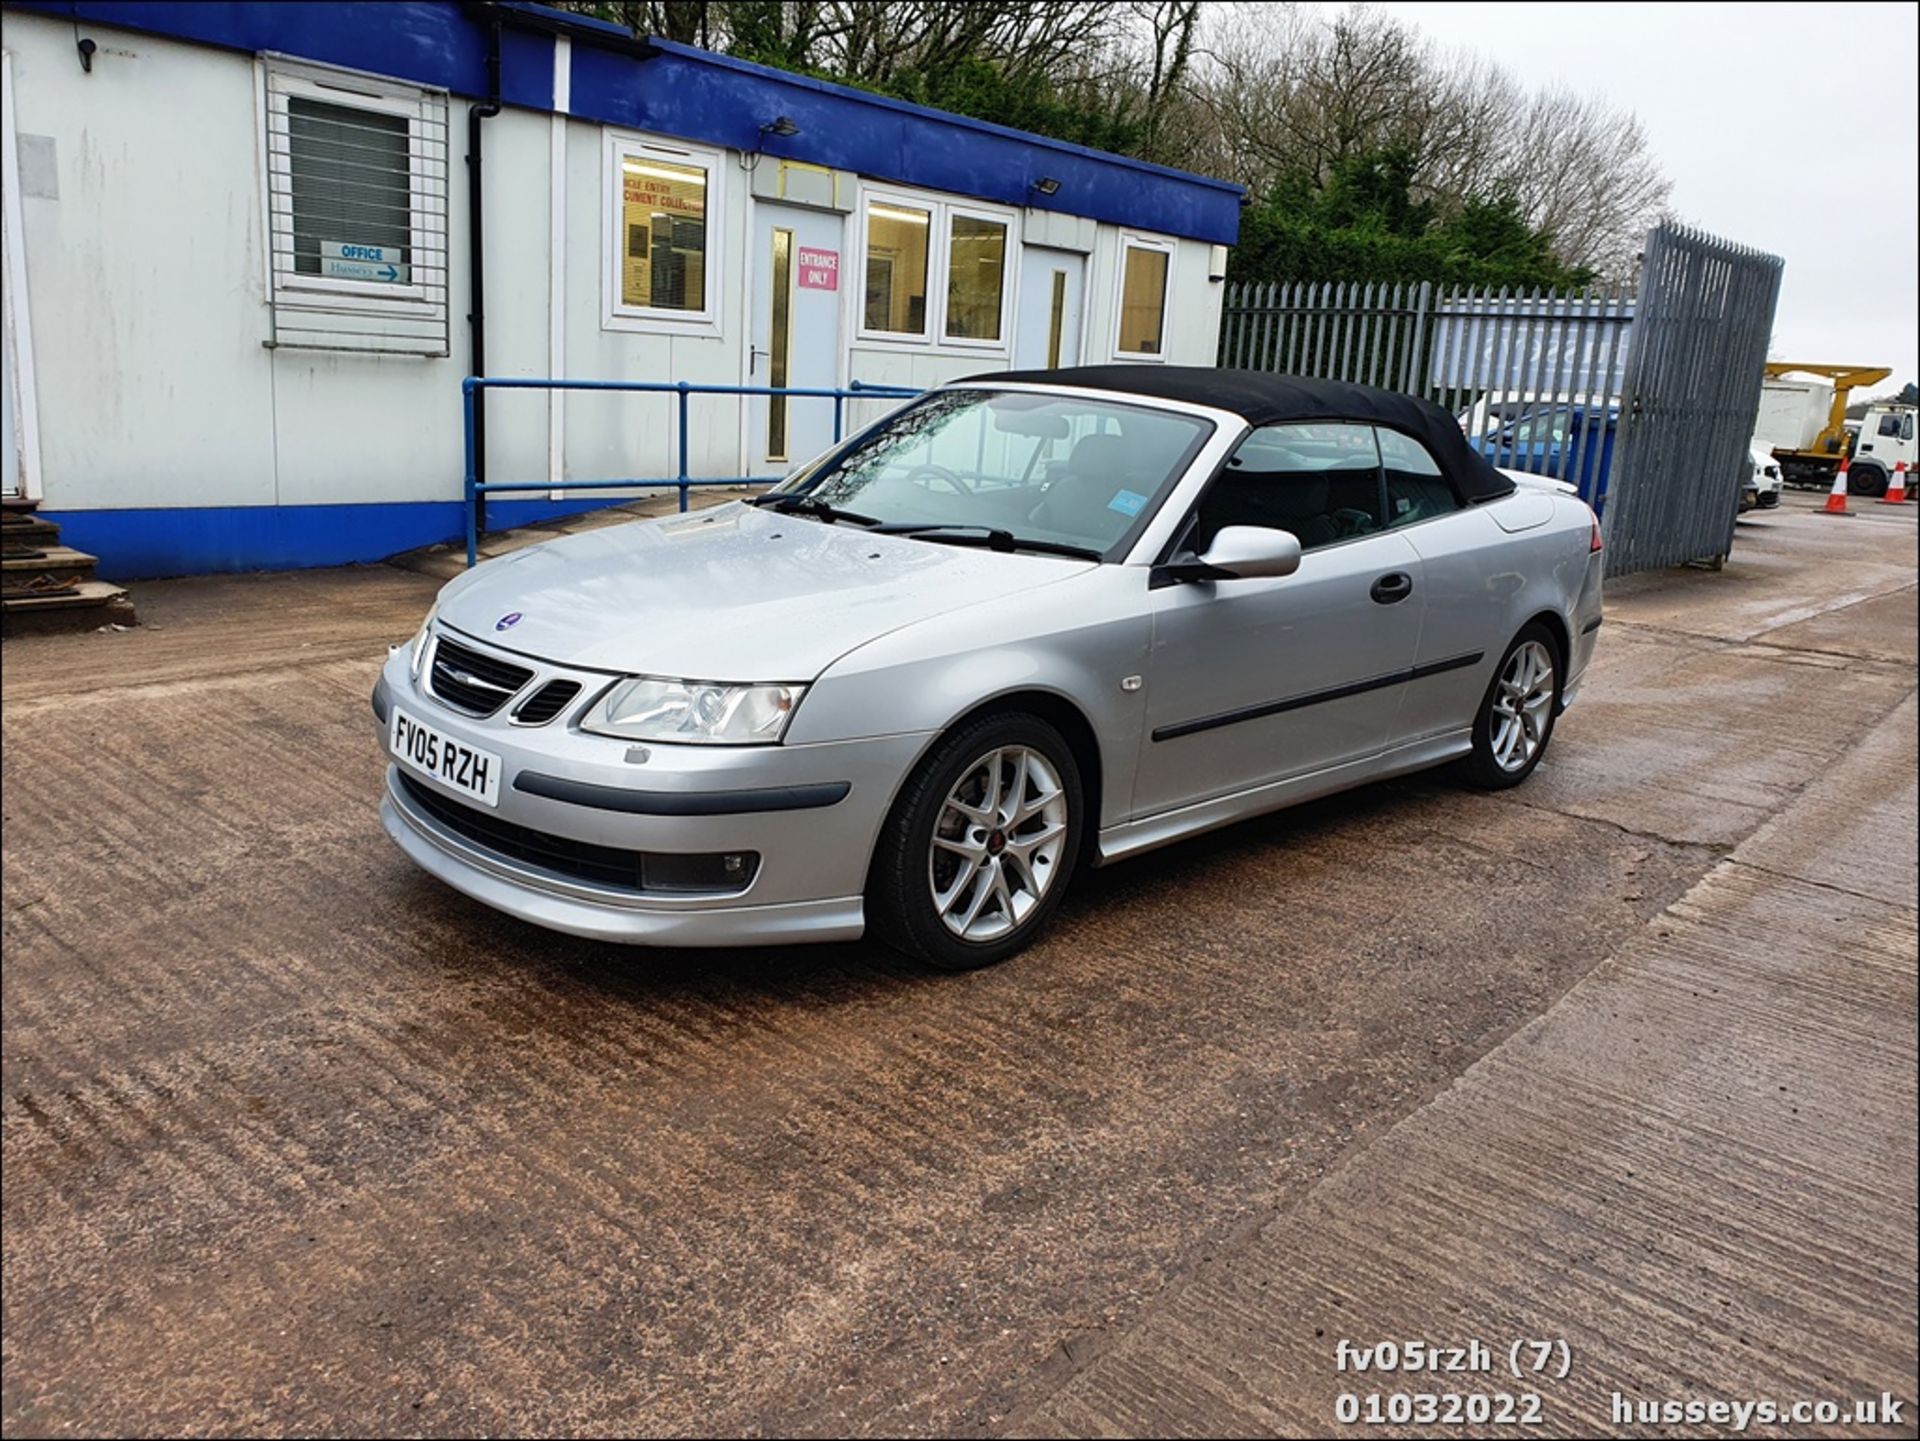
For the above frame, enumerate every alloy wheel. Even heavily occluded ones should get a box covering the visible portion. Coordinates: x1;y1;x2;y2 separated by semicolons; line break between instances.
1491;640;1556;773
927;746;1070;942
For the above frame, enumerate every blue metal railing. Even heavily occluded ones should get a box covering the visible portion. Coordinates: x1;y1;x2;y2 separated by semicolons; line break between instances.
460;376;920;566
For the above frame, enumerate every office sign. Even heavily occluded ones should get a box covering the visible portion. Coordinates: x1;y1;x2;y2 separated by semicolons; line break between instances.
319;240;409;284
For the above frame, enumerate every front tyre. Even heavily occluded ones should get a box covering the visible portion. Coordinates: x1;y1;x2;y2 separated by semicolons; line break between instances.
1461;623;1563;790
868;713;1084;971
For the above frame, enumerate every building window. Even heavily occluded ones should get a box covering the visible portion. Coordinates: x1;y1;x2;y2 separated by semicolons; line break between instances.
945;213;1007;342
286;98;411;279
857;190;1014;349
621;157;707;311
263;59;449;355
1116;238;1170;358
767;228;795;461
604;134;722;331
864;202;931;336
1046;270;1070;368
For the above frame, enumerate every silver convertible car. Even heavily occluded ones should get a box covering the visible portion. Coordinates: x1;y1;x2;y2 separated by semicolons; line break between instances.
373;368;1603;969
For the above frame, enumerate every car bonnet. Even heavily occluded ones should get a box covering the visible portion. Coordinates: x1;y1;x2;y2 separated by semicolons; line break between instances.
435;502;1093;683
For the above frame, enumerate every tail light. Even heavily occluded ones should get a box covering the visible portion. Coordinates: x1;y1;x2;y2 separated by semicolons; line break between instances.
1589;513;1604;553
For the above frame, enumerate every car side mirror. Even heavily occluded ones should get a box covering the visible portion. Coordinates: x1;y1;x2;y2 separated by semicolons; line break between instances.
1199;525;1302;580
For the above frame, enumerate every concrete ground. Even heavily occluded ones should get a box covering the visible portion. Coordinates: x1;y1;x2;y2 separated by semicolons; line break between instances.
2;489;1914;1437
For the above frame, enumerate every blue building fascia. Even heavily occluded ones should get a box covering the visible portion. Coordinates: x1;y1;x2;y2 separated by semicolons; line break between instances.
44;496;627;582
12;0;1244;245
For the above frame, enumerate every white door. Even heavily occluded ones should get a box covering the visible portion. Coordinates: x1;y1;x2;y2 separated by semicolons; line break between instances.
1014;247;1085;370
2;50;31;499
1;259;17;498
749;203;843;476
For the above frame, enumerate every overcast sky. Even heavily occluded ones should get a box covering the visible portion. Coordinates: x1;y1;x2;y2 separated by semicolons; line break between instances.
1372;0;1920;395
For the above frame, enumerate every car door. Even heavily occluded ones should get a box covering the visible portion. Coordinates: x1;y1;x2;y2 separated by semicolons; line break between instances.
1133;422;1426;818
1375;425;1508;741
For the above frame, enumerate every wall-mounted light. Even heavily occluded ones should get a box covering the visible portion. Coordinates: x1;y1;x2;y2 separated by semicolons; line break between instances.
759;116;800;139
1031;176;1061;197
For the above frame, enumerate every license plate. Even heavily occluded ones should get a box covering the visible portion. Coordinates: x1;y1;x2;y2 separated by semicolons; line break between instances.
390;707;503;807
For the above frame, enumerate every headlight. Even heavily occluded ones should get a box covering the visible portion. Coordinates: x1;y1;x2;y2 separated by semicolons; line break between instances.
582;677;806;745
408;606;437;681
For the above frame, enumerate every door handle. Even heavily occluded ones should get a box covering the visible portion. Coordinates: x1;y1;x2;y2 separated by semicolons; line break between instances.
1370;571;1414;604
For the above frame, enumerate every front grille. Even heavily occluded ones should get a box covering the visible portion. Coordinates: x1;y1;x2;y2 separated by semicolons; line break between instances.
512;679;582;726
429;635;533;716
397;774;760;895
401;772;643;889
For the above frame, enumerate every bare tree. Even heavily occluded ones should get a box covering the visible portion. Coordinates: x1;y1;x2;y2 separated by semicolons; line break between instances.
1185;3;1668;276
1496;87;1669;274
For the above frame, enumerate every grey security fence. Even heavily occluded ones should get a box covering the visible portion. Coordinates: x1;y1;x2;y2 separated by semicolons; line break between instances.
1218;278;1636;516
1216;222;1782;577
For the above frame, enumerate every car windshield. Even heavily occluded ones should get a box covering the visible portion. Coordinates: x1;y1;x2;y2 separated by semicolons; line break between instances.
767;389;1214;558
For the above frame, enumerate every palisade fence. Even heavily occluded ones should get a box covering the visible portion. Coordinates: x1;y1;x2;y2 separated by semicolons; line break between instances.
1215;223;1783;577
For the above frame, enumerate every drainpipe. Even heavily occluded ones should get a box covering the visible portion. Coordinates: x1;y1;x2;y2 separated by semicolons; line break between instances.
466;17;502;539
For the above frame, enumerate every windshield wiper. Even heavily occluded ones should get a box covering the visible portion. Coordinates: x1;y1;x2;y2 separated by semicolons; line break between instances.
869;523;1101;561
747;493;881;527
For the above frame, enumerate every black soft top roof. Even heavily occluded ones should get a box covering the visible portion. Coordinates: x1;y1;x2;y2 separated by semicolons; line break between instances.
973;365;1516;503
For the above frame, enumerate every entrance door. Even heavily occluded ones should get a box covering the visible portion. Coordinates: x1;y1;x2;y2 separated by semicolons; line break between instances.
1014;247;1084;370
749;202;843;476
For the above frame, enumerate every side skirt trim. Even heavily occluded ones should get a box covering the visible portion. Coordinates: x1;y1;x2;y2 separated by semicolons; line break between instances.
1151;651;1483;742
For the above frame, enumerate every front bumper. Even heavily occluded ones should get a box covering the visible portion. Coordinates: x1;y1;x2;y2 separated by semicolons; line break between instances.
372;637;931;946
382;774;864;945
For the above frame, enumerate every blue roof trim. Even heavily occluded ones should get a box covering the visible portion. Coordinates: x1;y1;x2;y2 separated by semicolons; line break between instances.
11;1;555;109
14;0;1241;244
578;36;1239;243
494;0;630;41
618;36;1239;198
571;41;1239;243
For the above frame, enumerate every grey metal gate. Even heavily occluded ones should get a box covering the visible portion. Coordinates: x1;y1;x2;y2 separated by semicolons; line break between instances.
1215;222;1782;577
1603;226;1784;575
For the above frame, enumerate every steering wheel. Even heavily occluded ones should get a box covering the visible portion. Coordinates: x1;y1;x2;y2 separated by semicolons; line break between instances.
906;463;973;496
1328;507;1375;539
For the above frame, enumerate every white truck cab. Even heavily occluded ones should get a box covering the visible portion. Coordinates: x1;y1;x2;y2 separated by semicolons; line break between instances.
1851;404;1917;496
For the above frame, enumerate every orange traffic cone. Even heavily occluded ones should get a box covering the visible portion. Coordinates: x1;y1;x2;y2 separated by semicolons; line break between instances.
1822;458;1852;515
1881;459;1908;504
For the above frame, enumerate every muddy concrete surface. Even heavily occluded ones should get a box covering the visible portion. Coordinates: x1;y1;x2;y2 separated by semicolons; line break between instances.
3;489;1914;1436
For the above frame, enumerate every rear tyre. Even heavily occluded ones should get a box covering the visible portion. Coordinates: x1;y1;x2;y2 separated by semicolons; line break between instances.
1460;622;1563;790
867;712;1084;971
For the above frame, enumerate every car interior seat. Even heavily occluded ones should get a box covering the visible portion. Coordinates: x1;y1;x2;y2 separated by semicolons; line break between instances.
1029;432;1138;538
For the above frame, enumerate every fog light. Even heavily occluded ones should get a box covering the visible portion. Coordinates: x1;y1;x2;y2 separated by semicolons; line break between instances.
642;851;761;893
